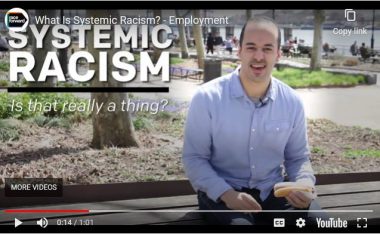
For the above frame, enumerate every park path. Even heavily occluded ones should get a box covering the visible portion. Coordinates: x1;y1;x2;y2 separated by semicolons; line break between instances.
119;76;380;130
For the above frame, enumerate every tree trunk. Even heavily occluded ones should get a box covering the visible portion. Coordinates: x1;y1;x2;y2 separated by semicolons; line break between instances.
192;10;205;69
30;9;58;87
152;10;163;63
246;10;252;20
58;9;68;77
175;10;189;58
87;10;139;149
310;10;325;71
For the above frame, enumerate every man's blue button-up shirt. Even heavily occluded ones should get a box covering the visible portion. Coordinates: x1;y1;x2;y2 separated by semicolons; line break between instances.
182;68;315;202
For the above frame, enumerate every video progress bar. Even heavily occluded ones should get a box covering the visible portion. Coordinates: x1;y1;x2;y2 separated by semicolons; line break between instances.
4;209;89;213
4;209;374;213
87;209;374;213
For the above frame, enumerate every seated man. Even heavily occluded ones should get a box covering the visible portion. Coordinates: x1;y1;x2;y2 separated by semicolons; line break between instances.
359;43;370;61
323;43;329;57
182;16;328;225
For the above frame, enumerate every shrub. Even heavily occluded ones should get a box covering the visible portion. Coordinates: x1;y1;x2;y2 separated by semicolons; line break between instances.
0;62;9;72
330;61;341;67
154;111;173;120
0;79;8;87
30;116;71;129
46;117;71;129
133;116;152;130
343;58;359;66
31;115;49;127
273;68;366;88
0;119;19;141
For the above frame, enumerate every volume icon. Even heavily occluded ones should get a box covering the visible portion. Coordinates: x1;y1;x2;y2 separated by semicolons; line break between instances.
36;217;48;228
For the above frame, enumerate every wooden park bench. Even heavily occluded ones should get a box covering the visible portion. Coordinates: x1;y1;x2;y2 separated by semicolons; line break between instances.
1;172;380;226
170;66;203;81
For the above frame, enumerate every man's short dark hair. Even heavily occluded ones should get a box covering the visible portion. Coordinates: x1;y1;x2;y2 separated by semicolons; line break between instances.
239;16;281;49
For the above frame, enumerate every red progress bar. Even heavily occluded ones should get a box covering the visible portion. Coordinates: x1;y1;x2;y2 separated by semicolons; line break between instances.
4;209;89;213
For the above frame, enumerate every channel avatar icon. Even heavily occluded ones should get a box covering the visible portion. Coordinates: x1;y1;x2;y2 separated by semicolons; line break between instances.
5;8;29;32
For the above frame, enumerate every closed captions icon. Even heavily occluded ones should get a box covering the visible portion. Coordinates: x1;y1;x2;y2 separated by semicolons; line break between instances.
274;218;285;227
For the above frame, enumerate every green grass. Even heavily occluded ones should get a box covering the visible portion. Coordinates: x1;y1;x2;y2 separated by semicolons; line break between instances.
0;93;90;120
311;146;325;155
345;149;380;158
133;116;153;131
0;62;9;72
272;68;366;88
170;57;185;65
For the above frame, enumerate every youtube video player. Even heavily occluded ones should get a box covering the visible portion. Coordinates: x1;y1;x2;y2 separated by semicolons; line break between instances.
0;1;379;233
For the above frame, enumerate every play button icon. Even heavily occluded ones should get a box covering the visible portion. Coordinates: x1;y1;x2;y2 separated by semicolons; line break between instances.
15;218;22;228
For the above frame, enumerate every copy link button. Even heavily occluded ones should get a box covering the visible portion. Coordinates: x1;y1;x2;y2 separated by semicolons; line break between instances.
5;178;63;197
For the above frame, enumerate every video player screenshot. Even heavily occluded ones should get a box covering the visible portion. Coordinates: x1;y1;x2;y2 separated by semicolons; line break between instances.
0;1;379;233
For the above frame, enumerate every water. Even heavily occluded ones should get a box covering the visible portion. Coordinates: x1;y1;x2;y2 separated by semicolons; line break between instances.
282;29;380;55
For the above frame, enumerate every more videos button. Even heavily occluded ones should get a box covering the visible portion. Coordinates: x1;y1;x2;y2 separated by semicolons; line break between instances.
5;178;62;197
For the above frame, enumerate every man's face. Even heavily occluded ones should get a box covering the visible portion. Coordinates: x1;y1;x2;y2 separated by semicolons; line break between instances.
238;22;281;83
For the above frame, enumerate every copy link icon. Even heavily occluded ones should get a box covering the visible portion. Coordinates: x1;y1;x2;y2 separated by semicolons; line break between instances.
344;9;356;22
296;217;306;228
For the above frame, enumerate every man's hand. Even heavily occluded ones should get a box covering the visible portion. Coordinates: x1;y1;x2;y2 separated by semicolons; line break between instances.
285;190;315;209
220;189;262;212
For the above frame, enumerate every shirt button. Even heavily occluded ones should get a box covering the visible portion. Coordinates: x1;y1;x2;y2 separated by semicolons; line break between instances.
250;147;254;150
251;165;255;169
252;129;255;132
276;127;280;131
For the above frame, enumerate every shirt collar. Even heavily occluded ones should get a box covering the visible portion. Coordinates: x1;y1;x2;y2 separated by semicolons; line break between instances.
230;67;277;101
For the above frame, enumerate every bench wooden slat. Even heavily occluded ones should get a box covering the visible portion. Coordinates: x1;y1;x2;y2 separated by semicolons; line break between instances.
317;181;380;196
318;191;380;208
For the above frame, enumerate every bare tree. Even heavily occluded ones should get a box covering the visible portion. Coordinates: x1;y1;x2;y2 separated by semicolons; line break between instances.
246;10;252;20
87;10;139;149
152;10;163;63
58;9;68;77
175;10;189;58
192;10;205;69
310;10;325;70
30;9;58;87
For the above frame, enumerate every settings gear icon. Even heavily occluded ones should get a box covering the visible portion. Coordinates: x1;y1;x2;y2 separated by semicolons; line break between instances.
296;218;306;228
